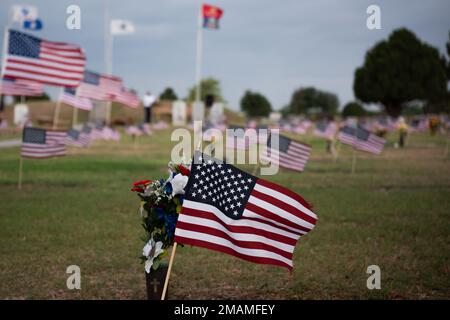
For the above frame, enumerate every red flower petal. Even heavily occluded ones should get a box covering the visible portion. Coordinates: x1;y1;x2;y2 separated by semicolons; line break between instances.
133;180;151;186
178;165;191;176
131;187;144;193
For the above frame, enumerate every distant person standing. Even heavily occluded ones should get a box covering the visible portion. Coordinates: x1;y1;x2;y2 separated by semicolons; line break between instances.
143;91;156;124
397;117;409;148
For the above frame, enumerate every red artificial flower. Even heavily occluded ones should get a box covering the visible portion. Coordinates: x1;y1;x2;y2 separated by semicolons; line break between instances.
178;165;191;176
131;187;145;193
133;180;152;187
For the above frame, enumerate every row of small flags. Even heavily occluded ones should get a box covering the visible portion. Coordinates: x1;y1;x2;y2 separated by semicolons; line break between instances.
22;124;123;158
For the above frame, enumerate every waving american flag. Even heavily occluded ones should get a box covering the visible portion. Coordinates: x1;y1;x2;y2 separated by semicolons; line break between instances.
175;152;318;271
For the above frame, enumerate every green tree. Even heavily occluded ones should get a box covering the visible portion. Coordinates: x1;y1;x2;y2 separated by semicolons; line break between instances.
240;90;272;118
354;28;447;118
342;101;366;117
186;78;223;103
159;87;178;101
288;87;339;116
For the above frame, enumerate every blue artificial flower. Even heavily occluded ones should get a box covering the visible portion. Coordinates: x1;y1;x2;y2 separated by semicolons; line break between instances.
179;195;184;204
164;182;173;195
164;214;177;238
155;207;165;221
159;178;165;185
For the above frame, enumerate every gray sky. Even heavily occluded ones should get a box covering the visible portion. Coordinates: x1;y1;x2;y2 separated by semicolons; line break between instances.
0;0;449;110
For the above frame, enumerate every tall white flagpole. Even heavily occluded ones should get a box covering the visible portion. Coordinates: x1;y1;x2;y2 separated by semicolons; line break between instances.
195;1;204;103
104;0;113;125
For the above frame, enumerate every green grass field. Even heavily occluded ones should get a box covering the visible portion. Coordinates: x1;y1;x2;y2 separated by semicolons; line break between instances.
0;130;449;299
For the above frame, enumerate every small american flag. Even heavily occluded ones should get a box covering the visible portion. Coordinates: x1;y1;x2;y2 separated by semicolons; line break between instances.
21;127;66;158
337;126;356;146
2;30;86;87
175;152;318;270
79;125;92;145
261;133;312;172
112;87;140;108
314;121;337;139
59;87;93;111
77;70;122;101
0;77;43;96
354;127;386;154
65;129;86;147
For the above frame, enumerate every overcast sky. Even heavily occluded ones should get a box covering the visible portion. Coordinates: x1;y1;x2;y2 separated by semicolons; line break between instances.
0;0;449;110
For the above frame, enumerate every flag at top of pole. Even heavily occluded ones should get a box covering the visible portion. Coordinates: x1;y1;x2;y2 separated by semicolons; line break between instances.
202;4;224;29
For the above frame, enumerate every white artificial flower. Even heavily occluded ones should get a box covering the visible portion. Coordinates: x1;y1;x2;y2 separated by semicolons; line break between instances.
143;238;164;273
171;173;188;196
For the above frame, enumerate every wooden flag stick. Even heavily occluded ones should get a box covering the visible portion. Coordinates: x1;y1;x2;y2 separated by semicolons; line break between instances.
161;242;177;300
18;156;23;190
72;107;78;128
351;148;357;174
53;89;63;129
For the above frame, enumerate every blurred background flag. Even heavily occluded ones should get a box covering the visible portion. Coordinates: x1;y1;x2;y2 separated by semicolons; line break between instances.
110;19;135;35
354;127;386;155
261;133;312;172
59;87;93;111
11;4;38;23
1;30;86;87
202;3;223;29
65;129;85;147
77;70;123;101
23;19;43;31
112;87;140;108
174;152;318;271
21;127;66;158
0;77;43;96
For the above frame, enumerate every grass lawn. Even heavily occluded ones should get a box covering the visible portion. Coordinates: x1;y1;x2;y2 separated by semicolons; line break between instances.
0;130;449;299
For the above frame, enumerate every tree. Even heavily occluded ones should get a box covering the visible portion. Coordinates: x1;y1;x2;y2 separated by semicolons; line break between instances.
159;87;178;101
342;101;366;117
354;28;447;118
186;78;223;103
288;87;339;116
240;90;272;118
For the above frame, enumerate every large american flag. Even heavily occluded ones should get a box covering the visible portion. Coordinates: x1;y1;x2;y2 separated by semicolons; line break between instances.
2;30;86;87
354;126;386;154
0;78;43;96
77;70;122;101
261;134;312;172
21;127;67;158
174;152;318;270
59;87;93;111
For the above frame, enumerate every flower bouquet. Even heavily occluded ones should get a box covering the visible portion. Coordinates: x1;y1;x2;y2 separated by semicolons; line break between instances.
131;160;190;298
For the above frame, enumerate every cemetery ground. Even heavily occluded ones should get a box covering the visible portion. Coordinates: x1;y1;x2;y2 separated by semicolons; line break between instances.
0;130;449;299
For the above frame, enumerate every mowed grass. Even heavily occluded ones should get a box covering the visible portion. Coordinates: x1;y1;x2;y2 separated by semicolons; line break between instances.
0;130;449;299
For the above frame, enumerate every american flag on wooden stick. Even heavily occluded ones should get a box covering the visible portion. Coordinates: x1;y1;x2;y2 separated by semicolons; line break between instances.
174;152;318;270
0;77;43;96
2;30;86;87
65;129;89;147
314;121;337;139
21;127;66;158
261;133;312;172
337;126;356;146
112;87;140;108
59;87;93;111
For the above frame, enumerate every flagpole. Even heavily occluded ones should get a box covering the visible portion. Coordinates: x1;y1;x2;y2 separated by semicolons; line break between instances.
351;148;357;174
195;1;204;103
53;87;63;129
104;0;113;126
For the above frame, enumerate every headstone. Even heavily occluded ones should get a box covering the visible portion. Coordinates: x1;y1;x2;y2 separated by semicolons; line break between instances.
209;102;224;125
13;103;29;126
172;100;187;126
269;112;282;123
192;101;205;122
